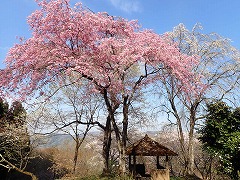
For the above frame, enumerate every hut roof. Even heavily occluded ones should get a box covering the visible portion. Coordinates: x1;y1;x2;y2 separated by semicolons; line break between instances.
126;134;178;156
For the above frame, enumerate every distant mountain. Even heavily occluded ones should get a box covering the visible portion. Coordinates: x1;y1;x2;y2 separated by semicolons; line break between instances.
34;130;160;148
34;131;100;148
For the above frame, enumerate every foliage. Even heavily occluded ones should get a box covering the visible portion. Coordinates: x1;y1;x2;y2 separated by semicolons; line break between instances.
0;98;8;119
155;23;240;175
0;0;197;99
0;98;26;127
199;101;240;180
0;0;199;174
0;98;36;179
0;99;28;165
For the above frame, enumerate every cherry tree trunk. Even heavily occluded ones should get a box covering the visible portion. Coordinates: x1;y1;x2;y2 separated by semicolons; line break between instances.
120;96;129;174
102;115;112;175
187;132;194;175
111;116;126;174
187;112;196;175
102;89;126;174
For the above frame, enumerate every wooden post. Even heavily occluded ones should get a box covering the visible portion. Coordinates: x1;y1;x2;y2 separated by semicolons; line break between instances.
133;154;136;178
129;155;131;172
156;156;160;169
165;155;169;169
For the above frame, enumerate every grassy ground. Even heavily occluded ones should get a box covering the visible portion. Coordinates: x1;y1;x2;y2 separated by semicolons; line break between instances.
75;174;197;180
170;177;185;180
78;175;133;180
78;175;186;180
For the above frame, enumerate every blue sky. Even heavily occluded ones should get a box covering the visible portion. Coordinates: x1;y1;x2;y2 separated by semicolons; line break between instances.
1;0;240;69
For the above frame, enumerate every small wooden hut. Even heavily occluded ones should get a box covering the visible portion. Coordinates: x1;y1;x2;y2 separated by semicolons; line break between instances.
126;134;177;180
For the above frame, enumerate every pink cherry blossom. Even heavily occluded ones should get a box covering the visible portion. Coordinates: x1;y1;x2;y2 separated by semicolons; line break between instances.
0;0;199;100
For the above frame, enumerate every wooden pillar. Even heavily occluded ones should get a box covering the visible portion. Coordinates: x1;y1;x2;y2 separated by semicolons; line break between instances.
129;155;131;172
165;155;169;169
156;156;160;169
133;154;136;178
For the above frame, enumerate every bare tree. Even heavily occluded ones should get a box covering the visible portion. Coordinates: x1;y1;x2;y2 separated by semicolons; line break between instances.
29;80;103;174
155;23;240;175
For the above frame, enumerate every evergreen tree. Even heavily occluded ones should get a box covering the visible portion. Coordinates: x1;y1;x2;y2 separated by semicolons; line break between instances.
200;101;240;180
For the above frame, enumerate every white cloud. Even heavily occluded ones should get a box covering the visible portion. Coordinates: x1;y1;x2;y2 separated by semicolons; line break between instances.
109;0;142;13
